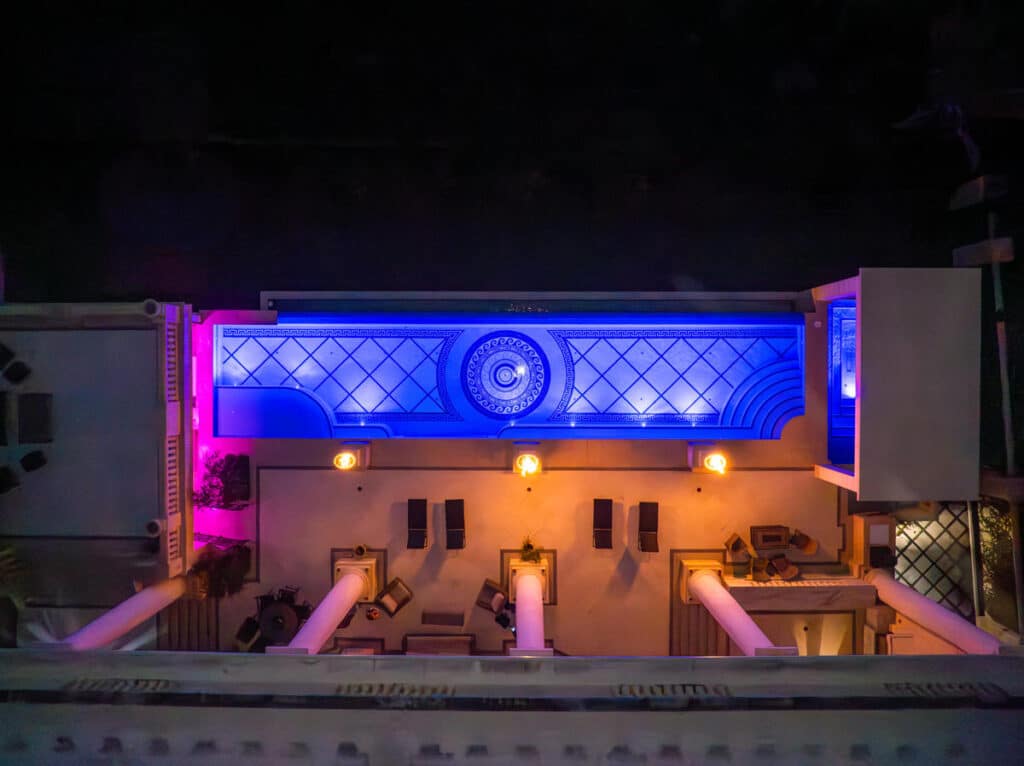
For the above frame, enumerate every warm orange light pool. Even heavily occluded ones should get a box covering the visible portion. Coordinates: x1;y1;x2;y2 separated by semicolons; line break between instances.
333;451;358;471
514;453;541;477
703;452;728;474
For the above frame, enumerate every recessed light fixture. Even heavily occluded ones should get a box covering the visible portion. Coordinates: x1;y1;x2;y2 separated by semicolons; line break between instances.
703;452;728;475
515;453;541;477
333;441;369;471
688;442;729;475
513;441;542;478
333;451;358;471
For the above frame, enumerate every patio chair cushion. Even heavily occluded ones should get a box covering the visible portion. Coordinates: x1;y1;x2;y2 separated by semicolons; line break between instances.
475;578;508;613
407;499;428;549
0;466;19;494
375;577;414;617
593;499;613;549
638;502;659;551
446;530;465;549
639;531;659;552
407;529;427;549
445;499;465;549
18;393;53;443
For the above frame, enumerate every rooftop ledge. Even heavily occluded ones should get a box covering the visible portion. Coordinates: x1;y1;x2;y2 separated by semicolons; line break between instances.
258;289;816;315
723;574;877;611
813;464;858;493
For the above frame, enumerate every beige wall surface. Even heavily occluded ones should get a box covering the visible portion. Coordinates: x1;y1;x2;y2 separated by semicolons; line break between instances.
197;308;831;474
217;467;842;656
0;329;162;537
746;612;854;656
199;310;853;655
857;268;980;501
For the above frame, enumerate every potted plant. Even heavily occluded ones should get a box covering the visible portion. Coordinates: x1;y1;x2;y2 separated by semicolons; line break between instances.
519;536;542;563
191;543;253;599
194;451;250;511
193;451;253;546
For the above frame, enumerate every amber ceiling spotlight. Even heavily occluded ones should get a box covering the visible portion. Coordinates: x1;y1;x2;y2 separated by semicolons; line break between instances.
333;441;369;471
513;441;542;477
688;442;728;475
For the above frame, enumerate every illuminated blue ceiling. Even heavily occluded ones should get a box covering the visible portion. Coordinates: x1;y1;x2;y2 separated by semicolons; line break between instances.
214;314;805;439
828;300;856;463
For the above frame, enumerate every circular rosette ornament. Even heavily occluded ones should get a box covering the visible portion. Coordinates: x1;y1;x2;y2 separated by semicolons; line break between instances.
462;332;550;418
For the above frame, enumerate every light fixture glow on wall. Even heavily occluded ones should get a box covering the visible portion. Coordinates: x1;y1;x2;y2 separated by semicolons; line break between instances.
703;452;728;475
333;441;369;471
515;453;541;477
688;442;728;475
513;441;542;478
333;451;358;471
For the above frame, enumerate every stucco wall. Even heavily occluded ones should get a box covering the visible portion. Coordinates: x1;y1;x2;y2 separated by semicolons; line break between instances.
0;329;161;537
216;466;841;656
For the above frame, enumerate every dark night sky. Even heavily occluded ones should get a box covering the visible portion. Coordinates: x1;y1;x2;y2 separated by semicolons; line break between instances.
1;4;1022;461
1;3;1019;298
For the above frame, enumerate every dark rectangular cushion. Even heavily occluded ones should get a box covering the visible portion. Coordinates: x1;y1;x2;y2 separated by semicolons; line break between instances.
0;465;18;494
407;499;428;548
593;529;613;549
445;499;464;529
421;610;465;627
639;531;660;553
446;530;466;550
869;545;898;568
638;502;659;532
593;499;614;547
750;525;790;550
220;453;250;505
18;393;52;443
408;498;427;528
407;529;427;549
445;499;465;548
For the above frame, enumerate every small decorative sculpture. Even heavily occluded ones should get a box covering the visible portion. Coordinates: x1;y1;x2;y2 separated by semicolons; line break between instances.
519;536;542;563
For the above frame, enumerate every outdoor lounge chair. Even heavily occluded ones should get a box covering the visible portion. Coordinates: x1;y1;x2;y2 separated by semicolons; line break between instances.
407;498;428;549
445;498;465;549
593;498;613;549
638;502;659;552
475;578;508;614
375;577;413;617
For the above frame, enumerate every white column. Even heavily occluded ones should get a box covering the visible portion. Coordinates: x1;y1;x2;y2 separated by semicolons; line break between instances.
64;576;187;651
865;568;1000;655
688;569;795;656
512;571;550;656
268;572;366;655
